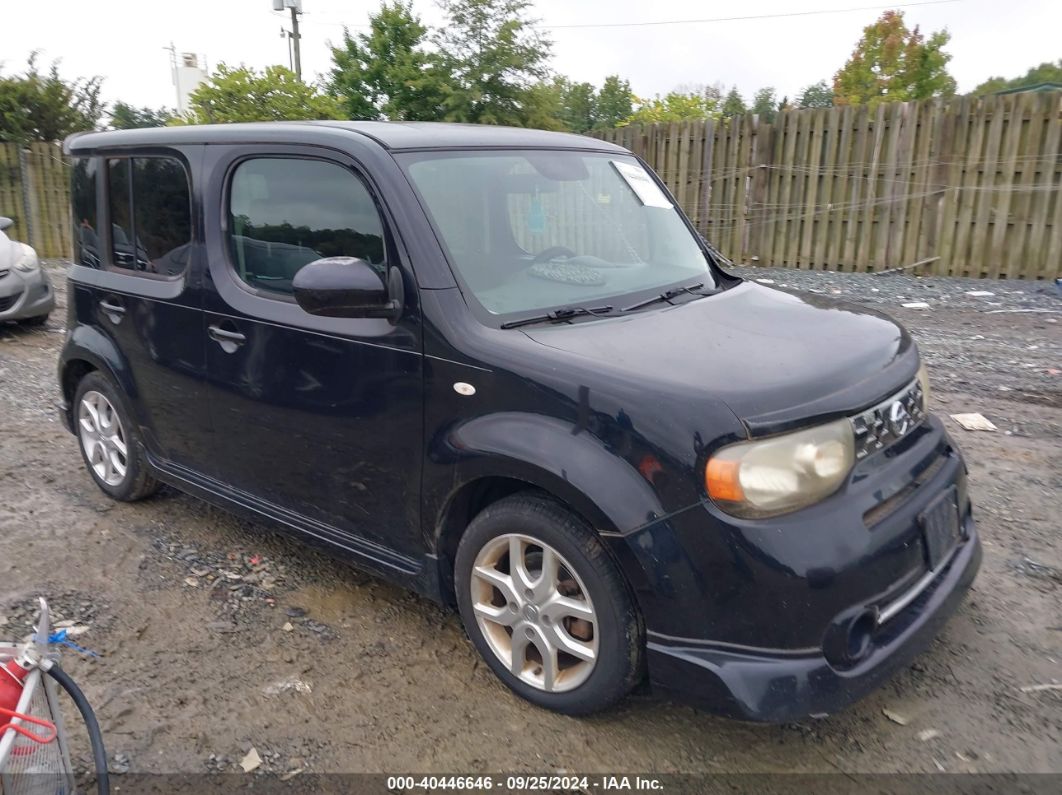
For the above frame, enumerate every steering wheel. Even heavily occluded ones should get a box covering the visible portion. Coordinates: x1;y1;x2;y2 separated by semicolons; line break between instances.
532;245;577;265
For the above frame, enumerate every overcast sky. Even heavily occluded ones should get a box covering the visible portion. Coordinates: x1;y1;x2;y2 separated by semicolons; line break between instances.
5;0;1060;113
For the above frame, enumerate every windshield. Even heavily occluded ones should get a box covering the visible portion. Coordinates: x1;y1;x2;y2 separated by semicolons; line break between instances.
400;150;715;318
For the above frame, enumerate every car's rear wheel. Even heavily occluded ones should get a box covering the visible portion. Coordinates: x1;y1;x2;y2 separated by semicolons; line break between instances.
455;493;643;715
74;372;159;501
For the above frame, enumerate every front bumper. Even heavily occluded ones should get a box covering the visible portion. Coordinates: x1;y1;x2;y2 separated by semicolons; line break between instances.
603;414;981;720
0;266;54;320
647;519;980;721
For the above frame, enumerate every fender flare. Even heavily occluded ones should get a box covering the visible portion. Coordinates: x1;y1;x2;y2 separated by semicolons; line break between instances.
434;411;667;537
59;325;140;423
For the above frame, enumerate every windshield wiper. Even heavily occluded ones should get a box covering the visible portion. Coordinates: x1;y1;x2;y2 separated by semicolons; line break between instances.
622;282;710;312
500;305;615;330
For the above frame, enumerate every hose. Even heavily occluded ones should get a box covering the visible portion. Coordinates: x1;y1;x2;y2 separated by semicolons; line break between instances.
46;664;110;795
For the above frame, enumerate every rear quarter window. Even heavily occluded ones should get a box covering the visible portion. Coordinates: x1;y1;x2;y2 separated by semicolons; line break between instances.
106;155;192;277
71;158;100;268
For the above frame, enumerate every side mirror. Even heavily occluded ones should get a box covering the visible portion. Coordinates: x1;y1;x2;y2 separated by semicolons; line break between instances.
0;217;12;232
293;257;403;321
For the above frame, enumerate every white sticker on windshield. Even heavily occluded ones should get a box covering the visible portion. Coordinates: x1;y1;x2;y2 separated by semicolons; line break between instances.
611;160;673;209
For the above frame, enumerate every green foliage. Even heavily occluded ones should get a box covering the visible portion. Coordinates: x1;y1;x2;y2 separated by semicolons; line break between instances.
326;2;445;120
0;54;103;143
720;87;746;119
797;80;834;108
110;102;174;129
751;87;778;122
594;75;634;129
434;0;554;126
972;60;1062;95
625;90;719;125
179;64;344;124
833;10;956;107
323;2;635;132
553;78;597;133
544;75;633;132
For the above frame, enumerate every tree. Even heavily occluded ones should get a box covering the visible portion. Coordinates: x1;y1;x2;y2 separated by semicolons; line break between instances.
702;83;725;104
625;90;719;125
110;102;174;129
751;87;778;122
180;64;344;124
327;1;445;120
0;54;103;143
435;0;555;126
796;80;834;108
520;81;568;131
554;78;597;133
720;87;746;118
972;60;1062;95
595;75;633;128
833;10;955;107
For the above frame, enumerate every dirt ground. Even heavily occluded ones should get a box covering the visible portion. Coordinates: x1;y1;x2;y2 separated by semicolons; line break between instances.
1;263;1059;780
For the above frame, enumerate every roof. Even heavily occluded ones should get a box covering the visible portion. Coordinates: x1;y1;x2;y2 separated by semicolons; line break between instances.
994;82;1062;95
64;121;628;154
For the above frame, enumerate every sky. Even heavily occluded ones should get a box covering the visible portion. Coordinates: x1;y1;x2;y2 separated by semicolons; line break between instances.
4;0;1060;112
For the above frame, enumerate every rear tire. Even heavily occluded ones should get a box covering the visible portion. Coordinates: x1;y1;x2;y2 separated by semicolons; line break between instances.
73;372;160;501
455;492;643;715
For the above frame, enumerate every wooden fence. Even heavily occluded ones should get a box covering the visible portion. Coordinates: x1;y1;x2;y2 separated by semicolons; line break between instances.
0;142;71;259
2;93;1060;277
593;93;1061;279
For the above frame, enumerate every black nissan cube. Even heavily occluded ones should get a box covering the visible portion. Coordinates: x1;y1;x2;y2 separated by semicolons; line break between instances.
58;122;980;720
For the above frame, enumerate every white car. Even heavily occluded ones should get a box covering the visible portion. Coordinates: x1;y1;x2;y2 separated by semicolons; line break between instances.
0;216;54;325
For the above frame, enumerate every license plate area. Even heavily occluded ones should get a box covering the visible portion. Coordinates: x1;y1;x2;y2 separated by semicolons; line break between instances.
920;486;961;571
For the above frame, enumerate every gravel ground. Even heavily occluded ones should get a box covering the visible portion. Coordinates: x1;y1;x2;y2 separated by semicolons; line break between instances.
0;262;1059;783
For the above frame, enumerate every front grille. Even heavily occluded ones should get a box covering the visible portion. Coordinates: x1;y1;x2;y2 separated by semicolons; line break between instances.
0;293;20;312
850;377;926;461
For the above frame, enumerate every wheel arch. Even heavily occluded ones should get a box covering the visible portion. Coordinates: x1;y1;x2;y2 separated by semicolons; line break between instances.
428;412;668;606
59;325;139;428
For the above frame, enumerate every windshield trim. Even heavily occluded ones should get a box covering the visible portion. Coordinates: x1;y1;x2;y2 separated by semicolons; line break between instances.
395;147;730;329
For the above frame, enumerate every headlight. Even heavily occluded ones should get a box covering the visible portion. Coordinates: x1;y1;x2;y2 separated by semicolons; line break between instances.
12;244;39;273
917;362;930;410
705;418;855;518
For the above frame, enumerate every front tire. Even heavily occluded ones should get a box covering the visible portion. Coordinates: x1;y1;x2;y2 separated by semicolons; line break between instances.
73;372;159;501
455;493;643;715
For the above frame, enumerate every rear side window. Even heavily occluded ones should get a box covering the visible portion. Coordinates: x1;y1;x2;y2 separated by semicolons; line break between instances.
227;158;385;296
106;156;192;276
71;158;99;267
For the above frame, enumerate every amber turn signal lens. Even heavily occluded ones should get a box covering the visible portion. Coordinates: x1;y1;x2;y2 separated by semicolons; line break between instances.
706;458;744;503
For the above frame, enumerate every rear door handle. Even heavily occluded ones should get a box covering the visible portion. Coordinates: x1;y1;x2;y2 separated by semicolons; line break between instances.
99;298;126;324
208;323;246;353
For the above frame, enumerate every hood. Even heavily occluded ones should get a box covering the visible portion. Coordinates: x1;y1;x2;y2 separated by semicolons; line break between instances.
522;282;919;436
0;230;18;270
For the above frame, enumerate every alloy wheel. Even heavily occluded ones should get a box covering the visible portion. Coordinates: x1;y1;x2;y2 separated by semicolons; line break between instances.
78;390;128;487
470;533;598;692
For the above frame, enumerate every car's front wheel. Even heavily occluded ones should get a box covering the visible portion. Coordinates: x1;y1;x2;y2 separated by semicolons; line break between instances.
455;493;643;715
73;372;159;501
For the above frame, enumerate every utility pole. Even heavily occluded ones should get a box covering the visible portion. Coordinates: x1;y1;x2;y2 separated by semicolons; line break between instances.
280;28;293;72
289;3;302;80
273;1;303;79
